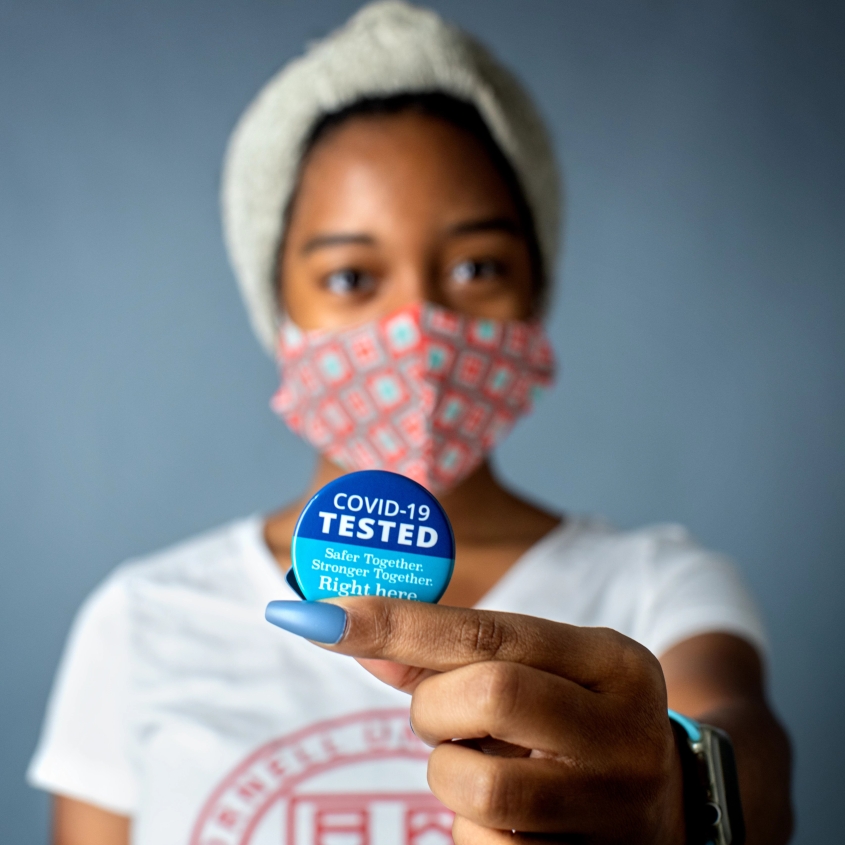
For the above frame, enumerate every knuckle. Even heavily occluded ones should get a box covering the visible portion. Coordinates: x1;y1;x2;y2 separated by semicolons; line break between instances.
596;627;661;689
458;612;507;661
597;626;633;666
367;599;396;655
467;761;511;824
475;662;522;726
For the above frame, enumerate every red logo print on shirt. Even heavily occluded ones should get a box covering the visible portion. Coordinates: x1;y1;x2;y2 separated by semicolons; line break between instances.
288;792;452;845
190;709;454;845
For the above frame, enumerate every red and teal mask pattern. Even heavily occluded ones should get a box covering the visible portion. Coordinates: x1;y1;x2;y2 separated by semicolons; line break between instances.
272;302;555;493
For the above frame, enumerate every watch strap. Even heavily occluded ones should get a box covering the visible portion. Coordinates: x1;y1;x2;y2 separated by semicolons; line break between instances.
668;710;745;845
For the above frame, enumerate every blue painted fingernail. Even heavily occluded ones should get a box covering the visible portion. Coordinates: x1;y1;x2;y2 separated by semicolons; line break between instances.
265;600;347;644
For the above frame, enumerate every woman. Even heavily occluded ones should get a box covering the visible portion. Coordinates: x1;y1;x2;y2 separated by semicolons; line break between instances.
28;3;792;844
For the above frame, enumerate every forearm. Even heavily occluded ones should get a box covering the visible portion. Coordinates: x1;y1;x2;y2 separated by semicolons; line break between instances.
695;698;793;845
53;796;130;845
661;634;793;845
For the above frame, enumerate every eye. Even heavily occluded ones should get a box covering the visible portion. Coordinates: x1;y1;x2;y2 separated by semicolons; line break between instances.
324;268;376;296
450;259;505;284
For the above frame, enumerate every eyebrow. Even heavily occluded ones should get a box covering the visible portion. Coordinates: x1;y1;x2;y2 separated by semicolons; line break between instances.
446;216;521;237
300;216;521;255
301;233;376;254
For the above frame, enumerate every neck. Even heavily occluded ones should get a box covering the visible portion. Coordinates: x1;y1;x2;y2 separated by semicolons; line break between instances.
264;452;560;566
306;454;544;544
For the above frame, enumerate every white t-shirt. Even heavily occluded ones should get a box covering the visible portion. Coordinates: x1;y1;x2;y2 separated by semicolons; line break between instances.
28;515;765;845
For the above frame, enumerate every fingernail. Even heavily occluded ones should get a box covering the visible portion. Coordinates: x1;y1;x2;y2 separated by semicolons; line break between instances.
265;600;347;644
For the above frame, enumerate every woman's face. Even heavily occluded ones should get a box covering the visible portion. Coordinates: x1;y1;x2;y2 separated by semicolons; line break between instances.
279;111;536;330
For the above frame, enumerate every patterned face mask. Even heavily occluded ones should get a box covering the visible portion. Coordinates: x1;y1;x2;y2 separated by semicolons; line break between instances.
271;302;555;493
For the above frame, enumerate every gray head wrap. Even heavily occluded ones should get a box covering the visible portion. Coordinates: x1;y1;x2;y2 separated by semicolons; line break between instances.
221;0;561;353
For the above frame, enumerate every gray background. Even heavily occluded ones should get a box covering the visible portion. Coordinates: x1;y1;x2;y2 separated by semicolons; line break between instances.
1;0;842;841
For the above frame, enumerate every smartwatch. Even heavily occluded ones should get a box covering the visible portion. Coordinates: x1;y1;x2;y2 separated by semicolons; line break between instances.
668;710;746;845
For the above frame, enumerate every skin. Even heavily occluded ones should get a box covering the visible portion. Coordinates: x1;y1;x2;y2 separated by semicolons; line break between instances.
54;111;793;844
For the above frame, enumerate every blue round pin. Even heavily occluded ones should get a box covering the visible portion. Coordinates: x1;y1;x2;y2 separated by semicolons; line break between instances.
288;470;455;603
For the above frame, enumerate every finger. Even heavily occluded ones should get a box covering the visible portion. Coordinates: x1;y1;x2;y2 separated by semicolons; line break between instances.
427;743;580;834
353;657;437;693
324;596;642;691
411;661;603;754
452;816;514;845
429;742;664;837
452;816;571;844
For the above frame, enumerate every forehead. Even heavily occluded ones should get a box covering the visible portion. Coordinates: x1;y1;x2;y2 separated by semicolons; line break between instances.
289;111;519;230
